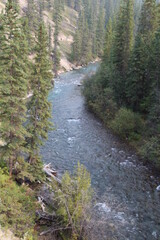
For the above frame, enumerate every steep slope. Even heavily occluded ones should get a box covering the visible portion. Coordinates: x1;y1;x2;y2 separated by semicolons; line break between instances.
0;0;78;72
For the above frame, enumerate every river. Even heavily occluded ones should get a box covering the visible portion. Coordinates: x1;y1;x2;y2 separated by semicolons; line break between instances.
41;63;160;240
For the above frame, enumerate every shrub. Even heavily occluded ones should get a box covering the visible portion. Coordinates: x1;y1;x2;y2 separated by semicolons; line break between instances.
82;73;102;105
140;136;160;168
52;163;93;240
83;74;117;123
110;107;144;140
89;88;117;123
0;168;37;238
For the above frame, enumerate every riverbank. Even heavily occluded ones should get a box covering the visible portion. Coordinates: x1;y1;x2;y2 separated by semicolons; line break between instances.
82;73;160;172
40;64;160;239
1;63;160;240
58;58;100;75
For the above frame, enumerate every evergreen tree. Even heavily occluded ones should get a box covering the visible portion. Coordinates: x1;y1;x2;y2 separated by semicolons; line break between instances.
26;0;39;47
138;0;156;38
0;0;28;176
26;23;53;178
48;22;52;53
96;8;105;57
103;18;113;63
126;0;156;112
72;30;82;63
52;0;63;76
148;5;160;125
112;0;134;105
81;20;92;64
99;17;114;88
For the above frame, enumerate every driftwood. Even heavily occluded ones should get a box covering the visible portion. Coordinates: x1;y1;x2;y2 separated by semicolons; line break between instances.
40;226;72;236
36;210;56;221
43;163;62;184
38;196;46;212
37;164;64;236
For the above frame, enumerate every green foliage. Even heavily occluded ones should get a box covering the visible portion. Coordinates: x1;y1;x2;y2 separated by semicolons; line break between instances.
110;108;144;140
0;168;36;238
140;136;160;168
0;0;29;176
26;23;53;172
52;163;92;240
112;0;134;105
83;0;160;169
71;0;107;65
52;0;63;76
83;76;117;123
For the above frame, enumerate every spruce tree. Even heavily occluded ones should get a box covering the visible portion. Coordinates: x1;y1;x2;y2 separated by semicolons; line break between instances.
103;18;113;64
48;22;52;53
81;20;92;64
96;8;105;57
26;23;53;179
26;0;39;48
148;5;160;124
72;30;82;63
126;0;156;112
52;0;62;76
99;17;114;88
0;0;28;176
112;0;134;105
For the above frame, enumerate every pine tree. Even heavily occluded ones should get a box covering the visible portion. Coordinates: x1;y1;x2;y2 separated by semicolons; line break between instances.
138;0;156;38
26;0;39;47
48;22;52;53
81;20;92;64
148;4;160;124
112;0;134;105
72;30;82;63
52;0;63;76
96;8;105;57
98;17;114;88
26;23;53;178
0;0;29;176
126;0;156;112
103;17;113;63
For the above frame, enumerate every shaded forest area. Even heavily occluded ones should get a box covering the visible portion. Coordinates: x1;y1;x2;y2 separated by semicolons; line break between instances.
83;0;160;169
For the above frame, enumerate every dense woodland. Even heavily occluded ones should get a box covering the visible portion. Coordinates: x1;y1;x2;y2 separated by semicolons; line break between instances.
0;0;160;239
83;0;160;169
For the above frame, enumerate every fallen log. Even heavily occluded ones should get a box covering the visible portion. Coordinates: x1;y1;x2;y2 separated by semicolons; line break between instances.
40;226;72;236
36;210;56;221
38;196;46;212
43;163;62;184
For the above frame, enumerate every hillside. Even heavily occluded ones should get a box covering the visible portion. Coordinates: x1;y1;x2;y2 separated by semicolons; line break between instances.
0;0;78;73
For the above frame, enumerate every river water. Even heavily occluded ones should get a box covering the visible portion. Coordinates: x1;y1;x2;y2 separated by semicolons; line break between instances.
41;63;160;240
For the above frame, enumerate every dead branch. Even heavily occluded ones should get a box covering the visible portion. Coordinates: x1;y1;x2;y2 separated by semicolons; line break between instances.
43;163;62;184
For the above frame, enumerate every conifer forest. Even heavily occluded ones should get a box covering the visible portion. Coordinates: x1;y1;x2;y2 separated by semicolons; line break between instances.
0;0;160;240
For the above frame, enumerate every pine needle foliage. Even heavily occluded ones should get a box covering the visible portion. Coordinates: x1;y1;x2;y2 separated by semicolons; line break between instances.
52;163;93;240
26;22;53;179
0;0;29;176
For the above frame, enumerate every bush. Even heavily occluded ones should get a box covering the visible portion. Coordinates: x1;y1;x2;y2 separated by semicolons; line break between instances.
110;107;144;140
52;163;93;240
140;136;160;168
90;88;117;122
82;73;102;105
83;74;117;123
0;168;37;238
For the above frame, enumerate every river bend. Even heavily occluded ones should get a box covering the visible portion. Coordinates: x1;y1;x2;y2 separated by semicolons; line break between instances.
41;63;160;240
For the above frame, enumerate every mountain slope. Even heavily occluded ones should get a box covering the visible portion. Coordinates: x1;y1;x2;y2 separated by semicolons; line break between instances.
0;0;78;72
